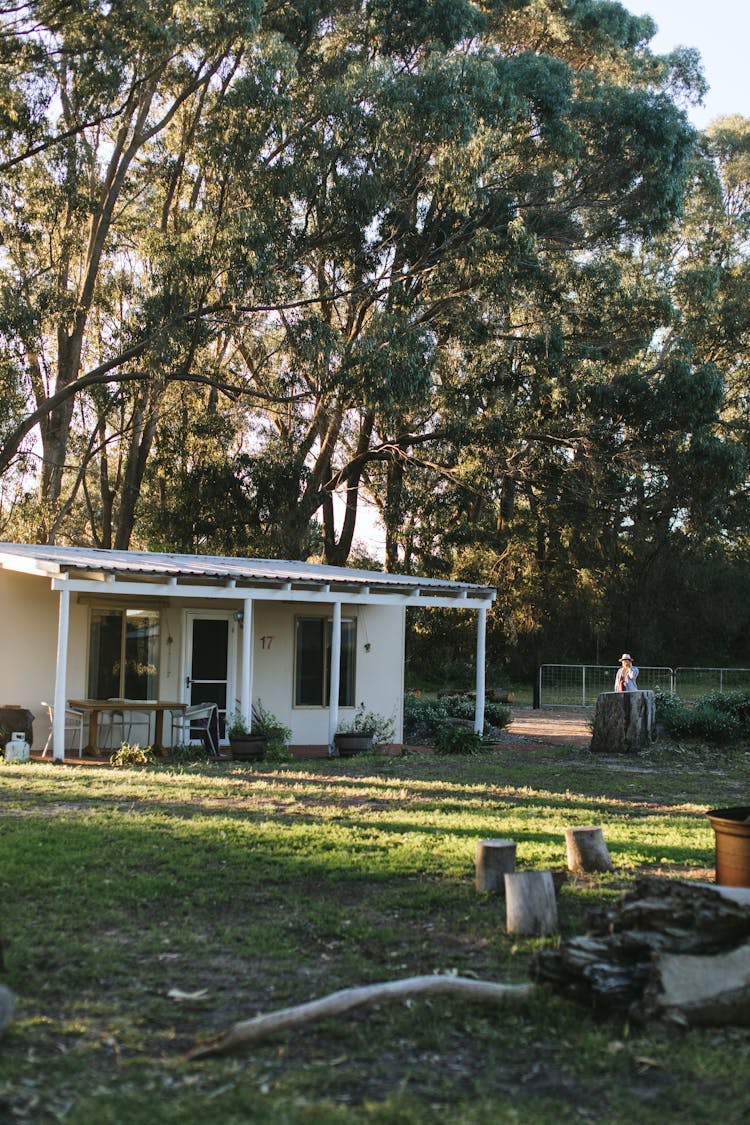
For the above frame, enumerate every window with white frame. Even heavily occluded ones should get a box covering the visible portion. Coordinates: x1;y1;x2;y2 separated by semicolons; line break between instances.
88;608;160;699
294;616;355;707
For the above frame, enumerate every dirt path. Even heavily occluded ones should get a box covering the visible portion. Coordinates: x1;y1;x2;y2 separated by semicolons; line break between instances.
505;706;591;749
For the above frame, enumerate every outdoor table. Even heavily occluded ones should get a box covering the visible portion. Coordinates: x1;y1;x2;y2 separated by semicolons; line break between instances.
68;700;186;754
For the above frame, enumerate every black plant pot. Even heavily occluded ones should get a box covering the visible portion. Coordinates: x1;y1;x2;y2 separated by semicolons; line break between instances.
229;735;269;762
333;733;374;757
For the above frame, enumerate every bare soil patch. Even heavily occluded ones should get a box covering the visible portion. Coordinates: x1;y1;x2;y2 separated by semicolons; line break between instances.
506;705;591;748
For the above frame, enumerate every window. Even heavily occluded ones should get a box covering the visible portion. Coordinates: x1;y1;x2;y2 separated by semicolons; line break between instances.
88;608;160;699
294;617;355;707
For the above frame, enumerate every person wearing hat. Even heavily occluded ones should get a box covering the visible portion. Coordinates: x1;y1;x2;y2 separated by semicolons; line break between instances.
614;653;639;692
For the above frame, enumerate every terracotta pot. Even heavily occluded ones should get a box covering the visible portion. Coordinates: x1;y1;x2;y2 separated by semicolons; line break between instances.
706;807;750;887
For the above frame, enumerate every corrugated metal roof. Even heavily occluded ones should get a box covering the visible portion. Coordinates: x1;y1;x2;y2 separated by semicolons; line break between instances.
0;542;495;600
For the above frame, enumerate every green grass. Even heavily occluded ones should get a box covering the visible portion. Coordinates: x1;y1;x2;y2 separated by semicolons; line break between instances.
1;743;749;1123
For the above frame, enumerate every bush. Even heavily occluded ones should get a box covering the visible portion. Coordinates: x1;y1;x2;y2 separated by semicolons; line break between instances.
484;702;511;728
434;725;485;755
655;689;750;745
403;694;509;746
252;703;292;748
436;695;509;728
336;704;395;745
403;696;446;743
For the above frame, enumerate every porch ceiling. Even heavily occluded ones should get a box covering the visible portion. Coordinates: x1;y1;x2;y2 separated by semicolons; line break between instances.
0;543;496;609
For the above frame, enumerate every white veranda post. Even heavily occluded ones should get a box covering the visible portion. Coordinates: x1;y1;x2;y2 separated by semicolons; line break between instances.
53;586;71;762
327;600;342;751
240;597;254;730
474;605;487;735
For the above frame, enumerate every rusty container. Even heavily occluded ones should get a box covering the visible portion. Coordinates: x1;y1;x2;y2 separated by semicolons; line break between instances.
706;807;750;887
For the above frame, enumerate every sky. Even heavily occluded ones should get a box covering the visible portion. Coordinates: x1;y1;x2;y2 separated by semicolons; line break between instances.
623;0;750;129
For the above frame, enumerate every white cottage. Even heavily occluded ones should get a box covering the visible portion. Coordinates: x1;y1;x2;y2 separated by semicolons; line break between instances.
0;543;496;760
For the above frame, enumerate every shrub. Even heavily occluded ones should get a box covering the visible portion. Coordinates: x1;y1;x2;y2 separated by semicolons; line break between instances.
655;689;750;745
252;702;292;749
403;696;450;743
403;694;509;746
337;704;395;745
484;702;511;729
439;695;510;730
434;725;485;755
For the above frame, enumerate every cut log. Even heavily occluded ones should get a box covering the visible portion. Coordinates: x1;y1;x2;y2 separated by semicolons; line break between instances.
643;943;750;1027
589;690;655;754
436;689;515;703
475;839;517;892
504;871;558;936
187;975;533;1059
564;826;613;873
531;876;750;1025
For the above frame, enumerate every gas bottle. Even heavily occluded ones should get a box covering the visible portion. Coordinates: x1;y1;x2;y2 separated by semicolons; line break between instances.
5;731;30;763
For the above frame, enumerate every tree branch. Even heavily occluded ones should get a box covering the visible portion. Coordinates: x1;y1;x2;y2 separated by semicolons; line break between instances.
186;975;532;1059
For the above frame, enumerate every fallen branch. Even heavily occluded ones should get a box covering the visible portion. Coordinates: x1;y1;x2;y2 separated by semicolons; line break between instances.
186;975;533;1059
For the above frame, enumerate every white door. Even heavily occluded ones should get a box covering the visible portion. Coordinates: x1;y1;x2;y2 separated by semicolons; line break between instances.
184;611;236;742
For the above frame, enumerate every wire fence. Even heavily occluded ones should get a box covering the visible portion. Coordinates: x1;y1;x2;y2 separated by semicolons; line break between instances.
537;665;750;707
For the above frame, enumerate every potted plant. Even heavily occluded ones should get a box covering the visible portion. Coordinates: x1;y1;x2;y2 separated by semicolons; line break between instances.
227;704;291;762
227;709;265;761
334;705;395;757
250;703;292;757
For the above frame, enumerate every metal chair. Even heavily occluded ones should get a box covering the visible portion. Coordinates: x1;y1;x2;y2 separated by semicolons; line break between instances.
170;703;219;754
41;701;85;757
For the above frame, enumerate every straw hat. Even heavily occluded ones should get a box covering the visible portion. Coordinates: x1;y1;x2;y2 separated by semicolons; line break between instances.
619;653;633;662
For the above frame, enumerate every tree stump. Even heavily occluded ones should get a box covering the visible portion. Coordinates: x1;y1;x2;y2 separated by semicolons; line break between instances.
475;839;517;892
504;871;558;935
565;826;613;873
589;690;655;754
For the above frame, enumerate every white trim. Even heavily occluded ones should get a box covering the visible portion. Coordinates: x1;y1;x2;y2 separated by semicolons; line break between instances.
474;605;487;735
53;588;70;762
328;602;342;752
183;609;237;740
51;576;494;609
240;597;253;730
1;544;497;607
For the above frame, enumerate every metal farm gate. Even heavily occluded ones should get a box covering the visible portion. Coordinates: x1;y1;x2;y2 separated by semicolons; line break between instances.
537;665;750;707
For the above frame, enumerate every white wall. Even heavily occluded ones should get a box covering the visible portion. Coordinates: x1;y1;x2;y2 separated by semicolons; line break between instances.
239;601;405;744
0;568;407;750
0;571;68;750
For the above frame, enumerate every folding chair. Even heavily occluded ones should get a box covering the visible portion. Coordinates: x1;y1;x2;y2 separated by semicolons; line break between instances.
41;701;85;757
170;703;219;755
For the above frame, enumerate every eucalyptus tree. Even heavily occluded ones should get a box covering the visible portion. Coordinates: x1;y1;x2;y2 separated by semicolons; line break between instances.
0;0;264;541
404;110;750;673
355;0;699;563
0;0;707;572
198;0;700;566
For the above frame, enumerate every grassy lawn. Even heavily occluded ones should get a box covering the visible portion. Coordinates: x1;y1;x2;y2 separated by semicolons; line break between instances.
1;742;749;1123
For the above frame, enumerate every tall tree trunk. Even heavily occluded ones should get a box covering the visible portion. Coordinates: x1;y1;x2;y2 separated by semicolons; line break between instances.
384;457;404;573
